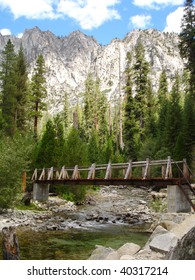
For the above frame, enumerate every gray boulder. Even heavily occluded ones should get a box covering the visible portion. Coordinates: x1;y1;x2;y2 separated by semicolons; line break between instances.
149;232;178;254
167;226;195;260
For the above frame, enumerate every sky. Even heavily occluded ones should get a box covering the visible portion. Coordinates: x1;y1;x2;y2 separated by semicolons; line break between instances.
0;0;185;45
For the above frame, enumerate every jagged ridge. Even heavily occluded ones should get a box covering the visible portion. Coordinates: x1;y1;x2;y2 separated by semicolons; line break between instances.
0;27;184;114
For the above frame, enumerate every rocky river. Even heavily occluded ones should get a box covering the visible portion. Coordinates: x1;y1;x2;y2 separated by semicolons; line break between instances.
0;186;194;259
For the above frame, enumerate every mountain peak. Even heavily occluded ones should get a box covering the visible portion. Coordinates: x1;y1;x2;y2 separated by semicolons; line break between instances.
0;27;184;115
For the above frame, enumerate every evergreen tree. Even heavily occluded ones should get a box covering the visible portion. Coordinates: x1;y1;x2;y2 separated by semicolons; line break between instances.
53;114;65;167
165;74;183;156
88;129;101;163
0;39;17;136
133;41;150;142
35;119;56;168
83;74;108;144
0;133;34;209
30;55;47;139
63;91;70;131
145;78;156;137
158;70;168;104
182;93;195;164
15;45;29;130
123;52;138;160
179;0;195;93
179;0;195;165
63;128;88;167
156;70;169;148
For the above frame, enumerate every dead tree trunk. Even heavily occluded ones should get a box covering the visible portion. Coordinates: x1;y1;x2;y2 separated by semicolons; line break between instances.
2;227;20;260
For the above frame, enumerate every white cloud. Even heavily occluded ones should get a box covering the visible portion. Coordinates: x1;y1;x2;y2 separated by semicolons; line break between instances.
17;33;23;38
0;28;11;35
164;7;184;33
57;0;121;30
0;0;59;19
133;0;184;9
130;14;152;28
0;0;121;30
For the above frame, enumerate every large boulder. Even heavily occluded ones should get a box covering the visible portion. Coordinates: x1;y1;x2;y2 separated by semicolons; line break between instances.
167;226;195;260
149;232;178;254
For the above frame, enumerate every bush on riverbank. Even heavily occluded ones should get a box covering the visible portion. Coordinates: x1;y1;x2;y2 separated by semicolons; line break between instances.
0;133;34;209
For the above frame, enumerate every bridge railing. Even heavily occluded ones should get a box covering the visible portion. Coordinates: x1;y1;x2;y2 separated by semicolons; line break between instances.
31;157;187;182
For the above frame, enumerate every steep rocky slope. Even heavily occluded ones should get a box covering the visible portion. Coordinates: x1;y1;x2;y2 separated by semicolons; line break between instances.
0;27;184;114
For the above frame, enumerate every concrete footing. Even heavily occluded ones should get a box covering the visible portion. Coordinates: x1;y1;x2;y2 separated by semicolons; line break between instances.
33;183;49;202
167;185;191;213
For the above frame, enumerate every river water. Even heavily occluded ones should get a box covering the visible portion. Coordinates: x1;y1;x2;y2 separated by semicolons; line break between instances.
0;186;151;260
0;225;149;260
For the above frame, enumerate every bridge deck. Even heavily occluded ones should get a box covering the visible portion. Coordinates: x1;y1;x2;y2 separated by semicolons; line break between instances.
34;177;186;187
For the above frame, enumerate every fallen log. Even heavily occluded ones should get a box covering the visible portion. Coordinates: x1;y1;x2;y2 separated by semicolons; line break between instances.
2;226;20;260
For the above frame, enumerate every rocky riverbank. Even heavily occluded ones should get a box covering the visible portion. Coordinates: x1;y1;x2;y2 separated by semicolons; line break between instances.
0;186;194;259
88;214;195;260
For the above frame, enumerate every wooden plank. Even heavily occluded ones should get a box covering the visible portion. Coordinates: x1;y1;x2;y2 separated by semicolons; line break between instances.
165;156;172;179
47;167;54;180
72;165;80;179
143;158;150;179
105;162;112;179
183;158;190;181
87;163;96;179
34;178;185;187
31;169;37;180
162;165;166;179
58;166;69;179
124;161;132;179
39;168;46;180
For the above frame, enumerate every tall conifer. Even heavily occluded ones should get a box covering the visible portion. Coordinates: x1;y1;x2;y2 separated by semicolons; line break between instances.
0;39;17;136
30;54;47;139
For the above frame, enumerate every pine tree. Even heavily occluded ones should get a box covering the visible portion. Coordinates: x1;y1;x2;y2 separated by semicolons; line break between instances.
156;70;169;148
35;119;56;168
15;45;29;130
165;74;183;156
53;114;65;167
145;78;156;137
133;41;150;142
179;0;195;93
30;55;47;139
158;70;168;104
63;128;88;167
123;52;138;160
88;129;101;163
182;93;195;164
0;39;17;136
62;91;70;131
83;74;108;143
179;0;195;165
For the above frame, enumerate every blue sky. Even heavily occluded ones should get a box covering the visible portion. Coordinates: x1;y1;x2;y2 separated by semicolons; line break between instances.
0;0;185;45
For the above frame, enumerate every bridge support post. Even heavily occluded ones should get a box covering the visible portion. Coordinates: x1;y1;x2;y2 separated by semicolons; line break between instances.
167;185;191;213
33;183;49;202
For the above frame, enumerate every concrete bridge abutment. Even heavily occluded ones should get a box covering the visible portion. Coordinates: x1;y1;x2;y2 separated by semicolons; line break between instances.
167;185;192;213
33;183;49;202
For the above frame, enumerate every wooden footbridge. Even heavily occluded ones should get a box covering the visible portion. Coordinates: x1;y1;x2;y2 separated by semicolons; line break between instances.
30;157;195;212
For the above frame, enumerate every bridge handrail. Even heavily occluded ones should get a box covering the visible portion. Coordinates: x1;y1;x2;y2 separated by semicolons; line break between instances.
30;157;187;182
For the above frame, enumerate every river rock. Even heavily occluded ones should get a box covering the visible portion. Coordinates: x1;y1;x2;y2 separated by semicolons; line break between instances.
149;232;178;254
88;245;114;260
167;226;195;260
117;243;141;257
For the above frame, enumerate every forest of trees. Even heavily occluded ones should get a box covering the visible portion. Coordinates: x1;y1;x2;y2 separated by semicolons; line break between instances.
0;0;194;208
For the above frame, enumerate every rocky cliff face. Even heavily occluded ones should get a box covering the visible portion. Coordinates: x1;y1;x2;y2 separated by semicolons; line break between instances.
0;27;184;114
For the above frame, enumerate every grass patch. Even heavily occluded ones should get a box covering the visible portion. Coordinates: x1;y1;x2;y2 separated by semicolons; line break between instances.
15;202;43;211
